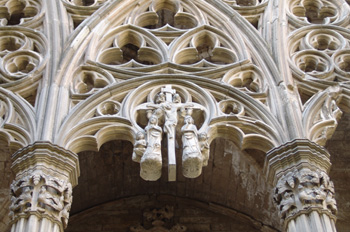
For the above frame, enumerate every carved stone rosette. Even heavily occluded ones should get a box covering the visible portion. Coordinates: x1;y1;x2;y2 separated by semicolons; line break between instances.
9;142;80;232
265;139;337;231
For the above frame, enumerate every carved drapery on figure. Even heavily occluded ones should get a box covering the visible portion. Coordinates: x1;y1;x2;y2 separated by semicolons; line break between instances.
132;85;209;181
181;115;202;178
140;115;163;181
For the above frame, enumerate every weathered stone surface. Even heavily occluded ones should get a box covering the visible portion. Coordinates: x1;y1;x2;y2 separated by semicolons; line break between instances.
327;112;350;232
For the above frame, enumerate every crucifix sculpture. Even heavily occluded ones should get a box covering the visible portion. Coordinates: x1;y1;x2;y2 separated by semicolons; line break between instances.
132;85;209;181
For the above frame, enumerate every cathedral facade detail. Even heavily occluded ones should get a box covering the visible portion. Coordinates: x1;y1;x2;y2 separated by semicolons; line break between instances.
0;0;349;231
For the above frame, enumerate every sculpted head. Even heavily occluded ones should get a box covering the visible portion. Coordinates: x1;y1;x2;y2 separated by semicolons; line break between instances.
149;115;158;125
184;115;194;124
136;131;145;140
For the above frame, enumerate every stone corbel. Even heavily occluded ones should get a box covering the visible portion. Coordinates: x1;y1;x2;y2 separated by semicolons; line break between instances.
10;141;80;232
264;139;337;231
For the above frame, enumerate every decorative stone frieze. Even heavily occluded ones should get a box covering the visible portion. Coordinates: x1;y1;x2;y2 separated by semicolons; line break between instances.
9;142;80;232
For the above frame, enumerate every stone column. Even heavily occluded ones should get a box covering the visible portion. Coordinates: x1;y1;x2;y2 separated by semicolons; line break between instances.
9;142;79;232
265;139;337;232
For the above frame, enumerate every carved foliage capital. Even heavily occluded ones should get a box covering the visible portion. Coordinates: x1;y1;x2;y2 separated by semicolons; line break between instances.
274;168;337;221
9;171;73;228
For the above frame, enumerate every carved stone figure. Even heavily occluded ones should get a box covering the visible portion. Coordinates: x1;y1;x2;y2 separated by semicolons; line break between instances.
162;103;179;139
156;92;166;104
181;115;203;178
61;183;73;228
133;131;147;162
141;115;163;181
199;132;209;166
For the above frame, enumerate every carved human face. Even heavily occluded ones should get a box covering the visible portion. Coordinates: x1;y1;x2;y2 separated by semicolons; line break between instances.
185;116;193;124
150;116;157;124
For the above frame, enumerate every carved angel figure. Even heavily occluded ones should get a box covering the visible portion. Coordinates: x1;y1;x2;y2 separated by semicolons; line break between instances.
181;115;203;178
140;115;163;181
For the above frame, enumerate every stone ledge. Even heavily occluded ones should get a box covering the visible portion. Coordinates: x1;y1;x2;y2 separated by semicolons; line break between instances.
264;139;332;185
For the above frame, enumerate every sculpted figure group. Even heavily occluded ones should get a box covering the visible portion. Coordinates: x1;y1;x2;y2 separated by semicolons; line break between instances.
132;86;209;181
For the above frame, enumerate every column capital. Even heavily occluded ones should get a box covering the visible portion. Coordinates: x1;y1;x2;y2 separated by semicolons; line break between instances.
264;139;331;185
264;139;337;230
9;141;79;231
11;141;80;187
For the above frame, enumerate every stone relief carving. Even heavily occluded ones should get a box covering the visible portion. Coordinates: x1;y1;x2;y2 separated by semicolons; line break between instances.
140;115;163;181
129;205;186;232
181;115;203;178
9;171;73;228
274;168;337;220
